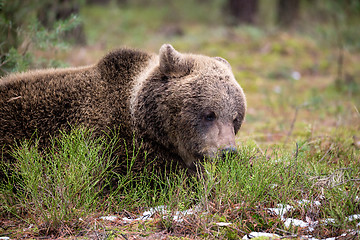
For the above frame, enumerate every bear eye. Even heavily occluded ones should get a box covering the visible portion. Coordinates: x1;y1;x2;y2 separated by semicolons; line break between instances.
204;111;216;122
233;116;238;124
233;116;241;132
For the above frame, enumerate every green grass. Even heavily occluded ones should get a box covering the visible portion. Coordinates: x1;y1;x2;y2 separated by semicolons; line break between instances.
0;127;118;235
1;128;359;238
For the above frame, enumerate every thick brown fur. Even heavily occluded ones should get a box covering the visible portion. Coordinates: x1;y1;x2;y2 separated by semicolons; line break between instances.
0;44;246;174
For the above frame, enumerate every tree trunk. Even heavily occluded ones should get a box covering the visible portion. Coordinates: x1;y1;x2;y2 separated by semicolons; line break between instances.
226;0;258;25
277;0;300;27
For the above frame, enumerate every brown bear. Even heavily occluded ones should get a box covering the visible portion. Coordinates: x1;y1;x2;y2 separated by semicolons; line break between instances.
0;44;246;174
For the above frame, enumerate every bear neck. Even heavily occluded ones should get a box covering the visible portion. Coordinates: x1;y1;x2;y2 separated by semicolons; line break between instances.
132;67;181;160
98;48;153;138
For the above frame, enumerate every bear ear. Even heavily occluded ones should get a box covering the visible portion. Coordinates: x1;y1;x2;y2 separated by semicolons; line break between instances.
159;44;193;77
213;57;232;70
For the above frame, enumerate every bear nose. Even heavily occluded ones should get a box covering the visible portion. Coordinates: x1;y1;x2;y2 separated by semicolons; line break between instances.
221;146;238;159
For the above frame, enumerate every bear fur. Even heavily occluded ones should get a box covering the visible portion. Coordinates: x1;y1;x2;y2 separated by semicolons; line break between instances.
0;44;246;174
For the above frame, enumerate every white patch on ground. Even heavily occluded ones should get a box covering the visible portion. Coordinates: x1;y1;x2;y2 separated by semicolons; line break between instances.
347;214;360;222
171;207;200;222
269;183;278;189
242;232;280;239
23;224;34;231
100;215;118;221
298;236;318;240
283;218;308;228
296;199;321;206
216;222;232;226
267;203;294;217
100;205;202;223
140;205;167;220
99;201;360;238
291;71;301;80
265;200;360;239
323;218;335;224
273;86;282;94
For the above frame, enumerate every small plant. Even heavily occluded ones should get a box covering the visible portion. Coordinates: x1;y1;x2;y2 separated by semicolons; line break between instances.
0;0;82;76
0;127;116;235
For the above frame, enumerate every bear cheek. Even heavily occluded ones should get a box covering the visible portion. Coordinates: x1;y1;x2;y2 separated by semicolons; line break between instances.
201;125;220;158
174;118;205;167
177;141;198;168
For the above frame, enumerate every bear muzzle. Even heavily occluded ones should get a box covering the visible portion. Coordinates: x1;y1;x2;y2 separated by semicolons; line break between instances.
220;146;238;159
213;122;237;157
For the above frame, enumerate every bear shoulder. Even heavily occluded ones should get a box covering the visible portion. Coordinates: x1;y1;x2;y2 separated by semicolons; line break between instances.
97;48;153;83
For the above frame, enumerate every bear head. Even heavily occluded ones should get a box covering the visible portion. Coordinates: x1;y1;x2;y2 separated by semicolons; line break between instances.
133;44;246;171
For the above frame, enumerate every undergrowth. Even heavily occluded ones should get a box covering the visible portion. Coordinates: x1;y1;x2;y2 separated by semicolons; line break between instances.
0;128;117;235
0;127;359;239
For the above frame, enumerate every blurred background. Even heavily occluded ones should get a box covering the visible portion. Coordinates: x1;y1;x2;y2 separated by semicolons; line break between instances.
1;0;359;150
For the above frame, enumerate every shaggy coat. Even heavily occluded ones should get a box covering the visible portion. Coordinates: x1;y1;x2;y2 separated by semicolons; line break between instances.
0;44;246;174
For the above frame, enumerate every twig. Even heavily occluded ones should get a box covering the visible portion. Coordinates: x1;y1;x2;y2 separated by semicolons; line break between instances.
333;10;344;87
331;178;360;188
353;104;360;117
0;224;16;230
253;139;265;156
336;41;344;83
280;235;298;239
230;226;247;235
0;58;10;68
121;233;129;240
276;227;293;235
276;228;299;239
284;106;299;144
284;143;299;171
7;96;22;102
318;143;334;162
294;142;299;162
